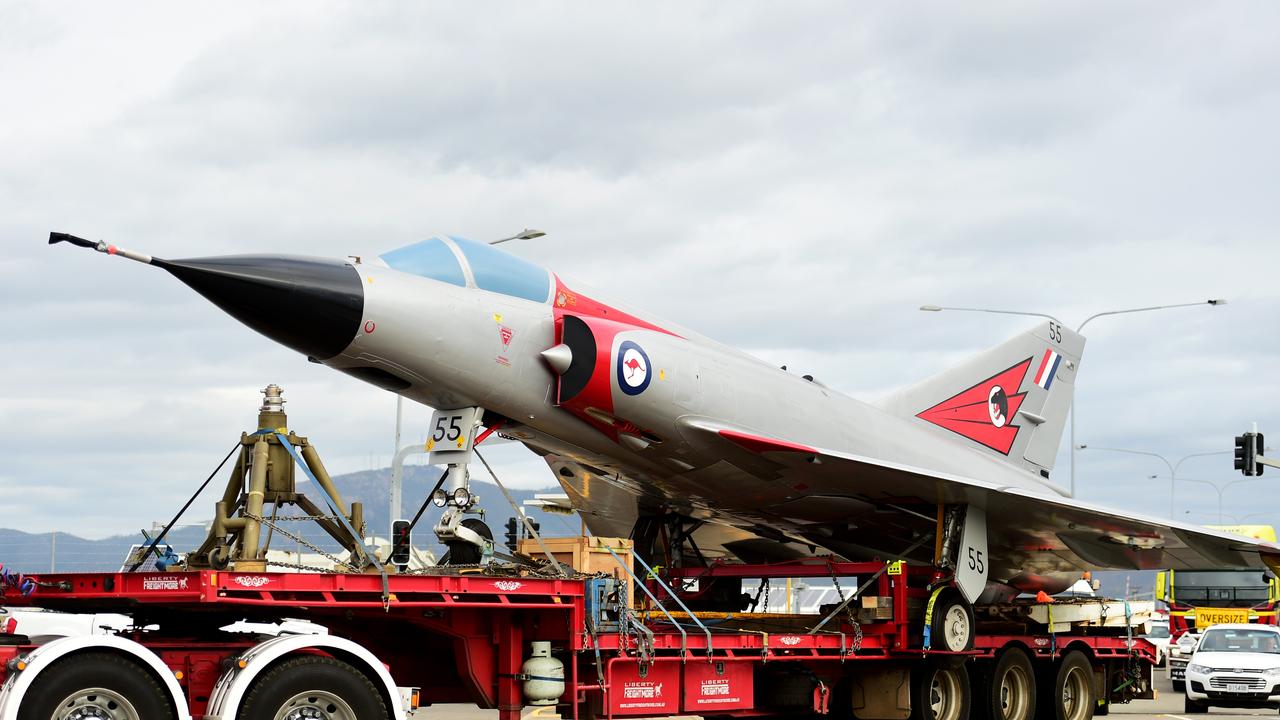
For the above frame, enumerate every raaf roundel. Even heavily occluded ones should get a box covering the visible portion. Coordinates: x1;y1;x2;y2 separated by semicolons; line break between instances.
915;358;1032;455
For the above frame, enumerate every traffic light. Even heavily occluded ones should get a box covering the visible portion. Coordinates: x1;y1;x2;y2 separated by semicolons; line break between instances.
390;519;412;566
1257;433;1265;476
1235;433;1260;477
505;517;519;552
504;516;542;552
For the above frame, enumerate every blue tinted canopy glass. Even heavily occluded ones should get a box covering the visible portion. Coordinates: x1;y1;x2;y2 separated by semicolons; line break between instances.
380;239;466;287
451;236;551;302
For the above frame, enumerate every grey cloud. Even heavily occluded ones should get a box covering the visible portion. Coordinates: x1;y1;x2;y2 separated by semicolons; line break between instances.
3;2;1279;536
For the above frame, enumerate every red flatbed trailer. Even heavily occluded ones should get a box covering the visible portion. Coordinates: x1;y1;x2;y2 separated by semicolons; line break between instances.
0;559;1155;720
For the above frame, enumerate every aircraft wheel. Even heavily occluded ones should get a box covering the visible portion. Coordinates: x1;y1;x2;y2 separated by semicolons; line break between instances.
17;652;174;720
1045;651;1094;720
930;589;976;651
445;518;493;565
988;648;1036;720
911;660;970;720
239;655;388;720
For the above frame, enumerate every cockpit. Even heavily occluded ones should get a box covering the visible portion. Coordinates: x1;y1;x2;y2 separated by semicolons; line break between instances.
379;236;552;303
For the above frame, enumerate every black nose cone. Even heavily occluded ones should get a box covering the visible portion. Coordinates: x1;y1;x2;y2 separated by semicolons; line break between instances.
156;255;364;360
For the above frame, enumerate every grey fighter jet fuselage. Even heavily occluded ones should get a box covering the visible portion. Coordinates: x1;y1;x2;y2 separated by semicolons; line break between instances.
50;231;1280;601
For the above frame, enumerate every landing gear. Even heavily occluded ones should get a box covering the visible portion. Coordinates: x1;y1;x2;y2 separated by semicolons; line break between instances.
632;512;752;612
928;588;976;651
444;517;494;565
426;407;497;566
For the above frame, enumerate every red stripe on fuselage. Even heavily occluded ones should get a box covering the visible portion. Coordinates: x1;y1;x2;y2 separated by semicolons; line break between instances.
718;429;818;455
550;275;679;443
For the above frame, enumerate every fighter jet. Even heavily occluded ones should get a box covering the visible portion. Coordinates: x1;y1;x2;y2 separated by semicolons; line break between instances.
50;231;1280;609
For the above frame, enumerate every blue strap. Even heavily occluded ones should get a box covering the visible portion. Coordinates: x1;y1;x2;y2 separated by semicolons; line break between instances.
271;432;375;570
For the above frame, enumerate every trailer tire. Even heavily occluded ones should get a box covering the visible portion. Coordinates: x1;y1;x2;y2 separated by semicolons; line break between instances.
1043;651;1093;720
239;655;389;720
17;651;175;720
929;590;975;651
912;660;970;720
988;648;1036;720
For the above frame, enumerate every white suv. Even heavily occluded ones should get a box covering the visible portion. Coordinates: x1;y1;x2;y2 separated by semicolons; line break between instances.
1184;623;1280;713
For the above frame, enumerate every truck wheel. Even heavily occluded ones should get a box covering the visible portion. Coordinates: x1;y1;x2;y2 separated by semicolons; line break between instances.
989;648;1036;720
240;655;388;720
912;661;970;720
1046;651;1093;720
17;652;174;720
930;590;975;651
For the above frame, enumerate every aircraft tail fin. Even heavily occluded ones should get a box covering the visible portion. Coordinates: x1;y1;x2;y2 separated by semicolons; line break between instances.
876;321;1085;478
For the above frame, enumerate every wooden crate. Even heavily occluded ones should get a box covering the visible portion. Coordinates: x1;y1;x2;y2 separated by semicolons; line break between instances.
519;536;634;607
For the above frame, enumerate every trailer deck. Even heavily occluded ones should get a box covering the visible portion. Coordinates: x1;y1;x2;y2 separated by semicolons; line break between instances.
0;557;1156;720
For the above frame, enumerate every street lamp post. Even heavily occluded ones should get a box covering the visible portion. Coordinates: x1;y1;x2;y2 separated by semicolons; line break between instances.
1079;446;1228;519
922;300;1226;497
1160;474;1273;524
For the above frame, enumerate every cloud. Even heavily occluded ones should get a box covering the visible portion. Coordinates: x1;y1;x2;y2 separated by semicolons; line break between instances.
2;2;1279;536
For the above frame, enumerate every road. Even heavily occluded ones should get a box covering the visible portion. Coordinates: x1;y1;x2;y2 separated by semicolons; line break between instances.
416;673;1279;720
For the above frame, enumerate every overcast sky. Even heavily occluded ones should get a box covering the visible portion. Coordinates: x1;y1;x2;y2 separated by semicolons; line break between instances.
2;2;1278;538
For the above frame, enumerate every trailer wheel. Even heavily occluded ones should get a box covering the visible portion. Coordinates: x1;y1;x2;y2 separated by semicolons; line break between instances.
930;590;975;651
239;655;388;720
988;648;1036;720
17;651;175;720
1045;651;1093;720
912;661;970;720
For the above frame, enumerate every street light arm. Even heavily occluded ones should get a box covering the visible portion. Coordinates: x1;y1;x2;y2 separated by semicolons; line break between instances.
490;228;547;245
1172;450;1231;476
1076;300;1225;332
1079;445;1175;475
1157;475;1218;492
1220;476;1272;494
919;305;1063;325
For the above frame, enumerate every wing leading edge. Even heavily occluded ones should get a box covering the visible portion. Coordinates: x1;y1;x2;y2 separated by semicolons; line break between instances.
708;421;1280;578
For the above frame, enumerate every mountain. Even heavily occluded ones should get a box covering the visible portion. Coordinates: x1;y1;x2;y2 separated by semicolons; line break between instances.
0;466;565;574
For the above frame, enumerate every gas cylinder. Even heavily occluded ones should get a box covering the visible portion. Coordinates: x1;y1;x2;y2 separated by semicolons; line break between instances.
521;641;565;705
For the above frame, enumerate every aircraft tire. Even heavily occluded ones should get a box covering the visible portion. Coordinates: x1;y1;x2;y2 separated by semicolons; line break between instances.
445;517;493;565
911;660;970;720
17;651;175;720
987;648;1036;720
239;655;388;720
1042;650;1094;720
930;589;976;651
